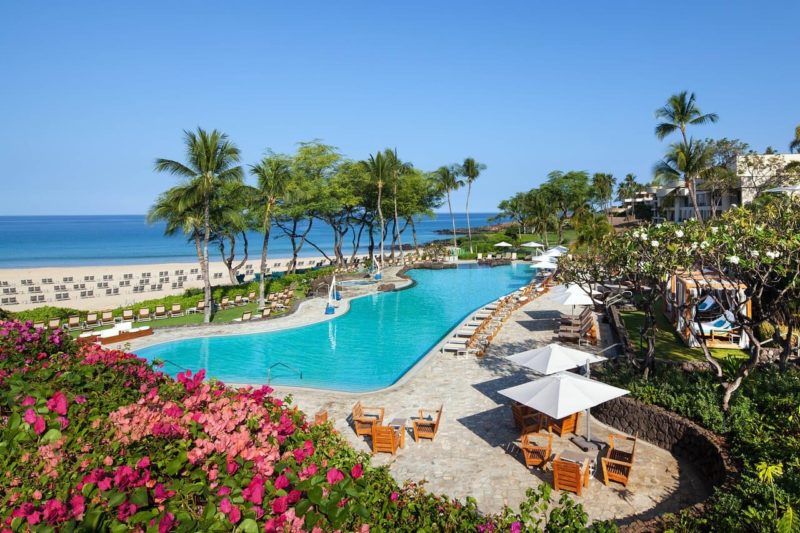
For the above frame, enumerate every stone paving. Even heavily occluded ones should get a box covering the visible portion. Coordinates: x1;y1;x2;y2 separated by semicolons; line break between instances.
270;294;709;524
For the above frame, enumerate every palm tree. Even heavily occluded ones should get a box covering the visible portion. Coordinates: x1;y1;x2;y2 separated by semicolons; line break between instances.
154;128;243;323
362;152;390;267
250;154;292;308
460;158;486;253
148;185;203;258
616;174;641;221
384;149;412;259
591;172;615;218
654;139;713;221
432;165;464;254
574;212;612;251
790;125;800;153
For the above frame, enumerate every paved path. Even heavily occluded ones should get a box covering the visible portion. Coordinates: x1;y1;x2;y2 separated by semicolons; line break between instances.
270;295;708;523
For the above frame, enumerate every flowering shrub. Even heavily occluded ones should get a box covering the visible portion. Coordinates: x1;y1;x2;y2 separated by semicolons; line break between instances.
0;320;612;532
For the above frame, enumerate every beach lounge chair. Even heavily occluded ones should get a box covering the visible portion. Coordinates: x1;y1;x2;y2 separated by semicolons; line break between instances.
245;291;256;303
33;321;45;329
352;401;384;437
138;308;152;322
100;311;114;325
154;305;167;320
691;315;734;339
219;297;230;310
234;311;252;322
553;454;591;495
122;309;134;322
549;411;581;437
521;430;552;469
83;313;100;329
67;315;81;331
47;317;61;330
170;303;184;317
371;425;401;455
260;308;271;319
696;294;717;313
412;405;443;442
233;294;243;306
601;434;637;487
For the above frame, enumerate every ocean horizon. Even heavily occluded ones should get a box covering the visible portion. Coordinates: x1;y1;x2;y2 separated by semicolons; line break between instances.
0;213;505;269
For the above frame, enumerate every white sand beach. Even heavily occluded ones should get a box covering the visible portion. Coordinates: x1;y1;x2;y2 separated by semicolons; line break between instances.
0;255;367;311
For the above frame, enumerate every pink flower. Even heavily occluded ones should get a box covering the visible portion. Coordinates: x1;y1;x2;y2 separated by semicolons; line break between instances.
42;499;68;525
219;498;232;514
69;494;85;519
287;490;301;504
75;395;87;404
136;456;150;469
390;491;399;502
57;416;69;429
228;505;241;524
271;496;289;514
217;486;231;496
351;463;363;479
46;391;68;415
21;396;36;407
226;461;239;475
510;521;521;533
23;409;37;424
33;416;46;435
244;476;265;505
153;483;174;502
158;512;176;533
117;502;137;522
32;490;43;501
326;468;344;485
274;474;289;490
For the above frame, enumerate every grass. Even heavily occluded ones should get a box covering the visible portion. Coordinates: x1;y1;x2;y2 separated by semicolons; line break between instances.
456;229;577;258
619;305;748;362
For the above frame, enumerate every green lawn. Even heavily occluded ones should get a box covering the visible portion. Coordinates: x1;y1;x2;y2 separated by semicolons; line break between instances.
619;306;748;362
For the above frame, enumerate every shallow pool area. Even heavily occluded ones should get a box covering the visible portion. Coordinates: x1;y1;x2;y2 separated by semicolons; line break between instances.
136;265;532;392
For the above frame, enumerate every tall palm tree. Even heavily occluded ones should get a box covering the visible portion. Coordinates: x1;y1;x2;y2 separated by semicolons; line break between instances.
790;125;800;153
460;158;486;253
616;173;640;221
591;172;615;218
250;154;292;308
432;165;465;254
654;139;713;221
362;152;390;267
154;128;243;323
384;149;412;259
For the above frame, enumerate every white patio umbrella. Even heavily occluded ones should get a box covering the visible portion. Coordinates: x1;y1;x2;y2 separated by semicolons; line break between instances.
545;284;600;299
507;343;606;375
521;241;544;248
498;372;629;441
494;241;514;248
548;288;595;316
530;260;557;270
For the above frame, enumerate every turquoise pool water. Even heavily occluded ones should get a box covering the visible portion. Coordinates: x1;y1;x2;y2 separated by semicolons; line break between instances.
136;265;532;392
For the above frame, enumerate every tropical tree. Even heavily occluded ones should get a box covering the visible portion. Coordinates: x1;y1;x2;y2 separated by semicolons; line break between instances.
655;91;718;219
362;151;390;267
250;152;292;307
591;173;616;218
497;192;530;233
542;171;591;244
384;149;413;259
527;188;556;246
616;174;643;221
790;125;800;153
573;211;613;251
460;158;486;253
154;128;243;323
654;139;713;221
432;165;464;253
209;181;251;284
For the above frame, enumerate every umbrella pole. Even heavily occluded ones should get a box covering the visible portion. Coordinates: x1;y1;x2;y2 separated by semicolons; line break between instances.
585;359;591;443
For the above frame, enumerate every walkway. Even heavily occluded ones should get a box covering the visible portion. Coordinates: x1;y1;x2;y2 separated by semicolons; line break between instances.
270;295;708;523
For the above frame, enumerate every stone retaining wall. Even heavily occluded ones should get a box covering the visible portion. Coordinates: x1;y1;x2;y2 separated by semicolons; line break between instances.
592;396;738;531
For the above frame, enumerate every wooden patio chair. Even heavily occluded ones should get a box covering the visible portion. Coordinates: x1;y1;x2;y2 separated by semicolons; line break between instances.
170;303;184;317
33;321;45;330
154;305;167;320
67;315;81;330
138;308;151;322
234;295;243;306
371;425;401;455
260;308;271;319
47;317;61;330
219;296;230;310
122;309;134;322
234;311;252;322
601;434;637;487
101;310;114;325
521;430;552;469
84;313;100;329
412;405;443;442
351;401;384;437
549;411;581;437
552;454;591;495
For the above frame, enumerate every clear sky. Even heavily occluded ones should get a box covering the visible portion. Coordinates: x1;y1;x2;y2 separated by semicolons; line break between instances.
1;1;797;215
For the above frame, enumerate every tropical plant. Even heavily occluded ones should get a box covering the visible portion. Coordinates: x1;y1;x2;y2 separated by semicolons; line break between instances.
460;158;486;253
616;174;643;221
591;173;616;218
790;125;800;153
153;128;243;322
573;212;613;251
250;152;292;307
432;165;465;253
362;152;391;267
654;139;713;220
542;171;591;244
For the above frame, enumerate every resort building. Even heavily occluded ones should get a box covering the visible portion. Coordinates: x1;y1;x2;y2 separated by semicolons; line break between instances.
651;153;800;223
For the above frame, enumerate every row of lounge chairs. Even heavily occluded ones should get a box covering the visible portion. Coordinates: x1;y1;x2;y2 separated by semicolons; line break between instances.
557;305;598;345
512;403;637;494
352;401;443;455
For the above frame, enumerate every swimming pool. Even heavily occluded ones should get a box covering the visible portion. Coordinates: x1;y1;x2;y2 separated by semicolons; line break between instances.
136;265;532;392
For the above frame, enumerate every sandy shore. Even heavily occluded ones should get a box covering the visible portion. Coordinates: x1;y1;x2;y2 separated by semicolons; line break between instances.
0;255;368;311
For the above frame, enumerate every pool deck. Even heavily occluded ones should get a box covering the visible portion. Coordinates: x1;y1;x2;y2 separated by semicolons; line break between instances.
124;267;413;352
269;295;709;524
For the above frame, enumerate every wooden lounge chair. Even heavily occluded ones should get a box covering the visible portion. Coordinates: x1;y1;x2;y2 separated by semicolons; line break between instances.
521;430;552;469
560;306;592;326
170;303;184;317
33;321;45;329
260;308;271;319
84;313;100;329
234;311;252;322
549;411;581;437
154;305;167;320
558;321;593;345
371;425;401;455
47;317;61;330
245;291;256;303
352;401;384;437
67;315;81;331
412;405;443;442
101;310;114;325
138;308;152;322
601;434;637;487
219;296;230;310
234;295;244;306
122;309;134;322
553;454;591;495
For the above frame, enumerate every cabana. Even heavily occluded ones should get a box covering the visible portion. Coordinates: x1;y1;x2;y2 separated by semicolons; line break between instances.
666;270;750;349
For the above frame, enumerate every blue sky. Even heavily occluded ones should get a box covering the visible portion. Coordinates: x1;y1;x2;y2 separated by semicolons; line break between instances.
1;1;797;215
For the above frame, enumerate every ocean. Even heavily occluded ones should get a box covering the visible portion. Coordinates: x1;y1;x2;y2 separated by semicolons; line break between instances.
0;213;504;268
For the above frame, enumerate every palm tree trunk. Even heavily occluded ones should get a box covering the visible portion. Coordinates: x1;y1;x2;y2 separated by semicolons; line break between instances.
259;205;272;309
377;182;384;269
447;191;457;257
393;182;403;260
687;177;703;221
202;201;212;324
409;217;419;255
466;183;473;253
